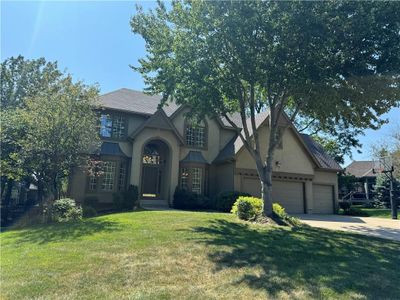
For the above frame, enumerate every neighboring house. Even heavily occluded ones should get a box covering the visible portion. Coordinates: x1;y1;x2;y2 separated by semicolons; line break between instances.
344;161;378;201
68;88;341;214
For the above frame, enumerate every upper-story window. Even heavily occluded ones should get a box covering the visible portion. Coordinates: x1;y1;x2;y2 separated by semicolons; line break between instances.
185;119;206;148
100;114;126;139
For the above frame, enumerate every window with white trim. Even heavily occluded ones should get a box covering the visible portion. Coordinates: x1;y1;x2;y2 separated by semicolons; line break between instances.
88;176;97;191
118;163;126;191
101;161;116;191
179;167;203;194
180;168;189;190
185;120;206;147
100;114;126;139
191;168;202;194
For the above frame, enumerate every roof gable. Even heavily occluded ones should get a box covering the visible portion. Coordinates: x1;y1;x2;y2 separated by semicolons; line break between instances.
130;109;185;144
214;110;341;171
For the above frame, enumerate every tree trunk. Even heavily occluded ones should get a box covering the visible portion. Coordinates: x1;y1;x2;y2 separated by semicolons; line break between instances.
262;180;273;216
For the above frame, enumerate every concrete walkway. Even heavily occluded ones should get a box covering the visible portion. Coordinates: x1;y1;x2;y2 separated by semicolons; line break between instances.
295;214;400;241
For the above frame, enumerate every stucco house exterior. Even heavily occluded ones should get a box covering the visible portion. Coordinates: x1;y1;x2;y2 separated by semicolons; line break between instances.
69;88;342;214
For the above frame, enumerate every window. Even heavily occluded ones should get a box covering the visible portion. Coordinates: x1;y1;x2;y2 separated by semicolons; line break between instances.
101;161;116;191
100;114;126;139
191;168;202;194
100;114;112;137
88;176;97;191
118;163;126;191
185;120;206;148
180;167;203;194
180;168;189;190
142;144;161;164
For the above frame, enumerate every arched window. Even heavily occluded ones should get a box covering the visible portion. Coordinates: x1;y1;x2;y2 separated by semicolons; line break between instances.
142;144;161;164
185;119;207;148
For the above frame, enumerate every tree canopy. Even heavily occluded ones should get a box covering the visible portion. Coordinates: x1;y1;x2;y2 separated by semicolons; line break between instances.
132;1;400;215
1;56;100;204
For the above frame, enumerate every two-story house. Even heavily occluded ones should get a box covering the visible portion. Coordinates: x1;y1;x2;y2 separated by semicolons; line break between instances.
69;88;341;214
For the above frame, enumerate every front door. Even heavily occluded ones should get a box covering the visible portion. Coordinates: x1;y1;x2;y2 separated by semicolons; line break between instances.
141;142;166;199
141;165;162;198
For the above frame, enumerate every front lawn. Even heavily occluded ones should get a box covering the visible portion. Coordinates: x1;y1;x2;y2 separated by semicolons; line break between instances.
339;205;393;218
358;207;393;218
1;210;399;299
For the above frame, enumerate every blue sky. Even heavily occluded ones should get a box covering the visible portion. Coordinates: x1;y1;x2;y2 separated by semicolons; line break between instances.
2;1;399;165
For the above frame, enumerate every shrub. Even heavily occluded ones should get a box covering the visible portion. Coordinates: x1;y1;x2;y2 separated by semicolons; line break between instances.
173;187;211;210
50;198;82;223
113;185;139;211
272;203;301;226
231;196;263;220
214;191;251;212
82;206;97;218
342;207;369;217
339;201;351;211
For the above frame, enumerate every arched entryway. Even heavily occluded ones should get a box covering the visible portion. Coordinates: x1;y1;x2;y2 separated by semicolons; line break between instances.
141;139;170;200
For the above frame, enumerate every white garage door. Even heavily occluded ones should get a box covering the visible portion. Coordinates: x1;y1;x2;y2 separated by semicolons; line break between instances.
313;184;334;214
272;181;304;214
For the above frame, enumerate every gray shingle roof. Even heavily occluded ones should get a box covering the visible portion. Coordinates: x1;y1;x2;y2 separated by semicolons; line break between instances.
300;134;342;171
234;110;270;152
99;142;128;157
345;161;378;178
213;135;237;163
99;88;179;117
221;112;243;127
181;151;209;164
213;114;342;172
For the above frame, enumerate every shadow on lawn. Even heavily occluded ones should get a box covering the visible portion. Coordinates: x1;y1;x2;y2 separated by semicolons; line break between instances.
190;219;400;299
3;219;123;245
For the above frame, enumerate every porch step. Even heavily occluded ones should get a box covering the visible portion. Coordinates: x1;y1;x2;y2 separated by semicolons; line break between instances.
140;199;170;210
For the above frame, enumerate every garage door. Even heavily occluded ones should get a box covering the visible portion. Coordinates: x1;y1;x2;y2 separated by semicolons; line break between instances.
241;177;304;214
313;184;334;214
272;181;304;214
242;177;261;197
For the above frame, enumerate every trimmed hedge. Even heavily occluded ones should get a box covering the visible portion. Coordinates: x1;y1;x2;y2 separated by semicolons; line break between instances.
231;196;263;220
50;198;82;223
113;185;139;211
82;206;97;218
231;197;300;226
173;187;211;210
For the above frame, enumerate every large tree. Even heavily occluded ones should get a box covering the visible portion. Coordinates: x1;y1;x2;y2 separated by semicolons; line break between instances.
131;1;400;216
1;56;64;207
16;77;100;200
1;56;100;205
1;55;62;109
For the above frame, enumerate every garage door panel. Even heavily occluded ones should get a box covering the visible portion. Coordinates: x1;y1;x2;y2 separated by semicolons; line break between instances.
272;181;304;214
241;177;304;214
313;184;333;214
242;177;261;197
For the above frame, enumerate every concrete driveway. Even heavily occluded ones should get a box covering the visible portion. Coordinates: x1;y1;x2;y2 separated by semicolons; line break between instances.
295;214;400;241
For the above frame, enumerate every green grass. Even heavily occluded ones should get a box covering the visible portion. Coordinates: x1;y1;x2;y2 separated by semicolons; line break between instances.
358;207;393;218
1;210;399;299
339;206;393;218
